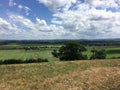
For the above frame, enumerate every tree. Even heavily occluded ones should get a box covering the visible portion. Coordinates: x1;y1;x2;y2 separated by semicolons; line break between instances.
52;41;87;61
90;49;106;59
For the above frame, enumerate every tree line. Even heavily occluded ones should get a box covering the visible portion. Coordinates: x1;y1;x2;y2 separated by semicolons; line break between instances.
0;39;120;46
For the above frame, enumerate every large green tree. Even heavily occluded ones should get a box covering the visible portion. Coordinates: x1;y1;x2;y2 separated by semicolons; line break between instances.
52;41;87;61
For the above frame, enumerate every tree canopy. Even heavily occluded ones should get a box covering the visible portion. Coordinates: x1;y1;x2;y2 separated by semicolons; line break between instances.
52;41;87;61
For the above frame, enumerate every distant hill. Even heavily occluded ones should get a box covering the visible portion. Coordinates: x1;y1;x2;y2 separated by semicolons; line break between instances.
0;38;120;46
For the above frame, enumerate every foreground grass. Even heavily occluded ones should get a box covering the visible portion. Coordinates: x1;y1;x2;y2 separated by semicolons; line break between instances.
0;59;120;90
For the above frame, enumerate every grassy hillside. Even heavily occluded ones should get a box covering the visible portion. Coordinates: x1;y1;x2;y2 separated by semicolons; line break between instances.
0;59;120;90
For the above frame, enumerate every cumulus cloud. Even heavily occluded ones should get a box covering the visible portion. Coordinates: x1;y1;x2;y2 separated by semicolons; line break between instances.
9;15;50;32
37;0;77;11
9;15;35;31
9;0;16;7
1;0;120;39
0;15;66;39
18;5;31;15
36;18;51;31
84;0;119;9
37;0;120;12
0;17;23;39
52;2;120;39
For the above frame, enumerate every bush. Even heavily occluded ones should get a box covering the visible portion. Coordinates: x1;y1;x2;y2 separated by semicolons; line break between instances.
0;58;48;65
3;59;23;64
26;58;48;63
111;57;120;59
0;60;3;65
90;49;106;60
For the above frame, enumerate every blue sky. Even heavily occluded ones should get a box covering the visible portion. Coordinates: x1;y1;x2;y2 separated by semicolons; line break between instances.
0;0;120;40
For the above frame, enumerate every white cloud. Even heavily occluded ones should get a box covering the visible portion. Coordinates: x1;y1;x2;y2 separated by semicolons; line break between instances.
0;15;65;39
9;15;54;33
1;0;120;39
52;3;120;39
85;0;118;9
18;5;31;15
9;0;16;7
37;0;120;12
0;17;22;39
37;0;77;11
9;15;35;31
35;18;51;31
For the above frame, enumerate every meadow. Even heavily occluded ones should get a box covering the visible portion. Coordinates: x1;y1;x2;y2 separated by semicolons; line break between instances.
0;59;120;90
0;43;119;62
0;44;60;61
0;50;56;61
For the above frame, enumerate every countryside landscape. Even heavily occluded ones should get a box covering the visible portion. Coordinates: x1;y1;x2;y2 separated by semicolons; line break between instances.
0;0;120;90
0;39;120;89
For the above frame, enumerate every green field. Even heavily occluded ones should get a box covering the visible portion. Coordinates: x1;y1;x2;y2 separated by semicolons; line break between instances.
0;49;58;61
0;44;59;61
0;44;120;61
85;46;120;59
0;59;120;90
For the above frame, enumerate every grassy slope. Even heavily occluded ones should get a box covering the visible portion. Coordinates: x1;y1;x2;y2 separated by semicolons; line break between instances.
0;59;120;90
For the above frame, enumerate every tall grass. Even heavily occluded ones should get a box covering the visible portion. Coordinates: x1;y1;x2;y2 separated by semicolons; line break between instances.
0;59;120;90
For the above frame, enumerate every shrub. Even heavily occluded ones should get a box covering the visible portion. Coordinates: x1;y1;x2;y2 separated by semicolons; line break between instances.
90;49;106;60
3;59;23;64
25;58;48;63
0;58;48;65
0;60;3;65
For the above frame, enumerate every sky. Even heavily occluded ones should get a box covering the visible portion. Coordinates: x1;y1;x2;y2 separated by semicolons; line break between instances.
0;0;120;40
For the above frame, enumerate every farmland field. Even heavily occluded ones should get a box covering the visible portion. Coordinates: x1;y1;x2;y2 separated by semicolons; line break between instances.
0;43;120;61
0;44;60;61
85;46;120;59
0;59;120;90
0;50;58;61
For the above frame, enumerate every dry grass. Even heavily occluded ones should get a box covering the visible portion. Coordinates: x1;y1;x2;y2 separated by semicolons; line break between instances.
0;59;120;90
40;67;120;90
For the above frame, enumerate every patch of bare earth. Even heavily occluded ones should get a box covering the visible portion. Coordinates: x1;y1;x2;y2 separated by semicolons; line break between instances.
40;67;120;90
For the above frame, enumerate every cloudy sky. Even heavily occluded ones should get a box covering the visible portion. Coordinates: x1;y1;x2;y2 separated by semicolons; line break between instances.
0;0;120;40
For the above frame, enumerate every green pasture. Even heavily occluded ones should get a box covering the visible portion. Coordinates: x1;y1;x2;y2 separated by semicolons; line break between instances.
0;44;120;61
0;49;58;61
0;44;59;61
85;46;120;59
0;43;61;48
